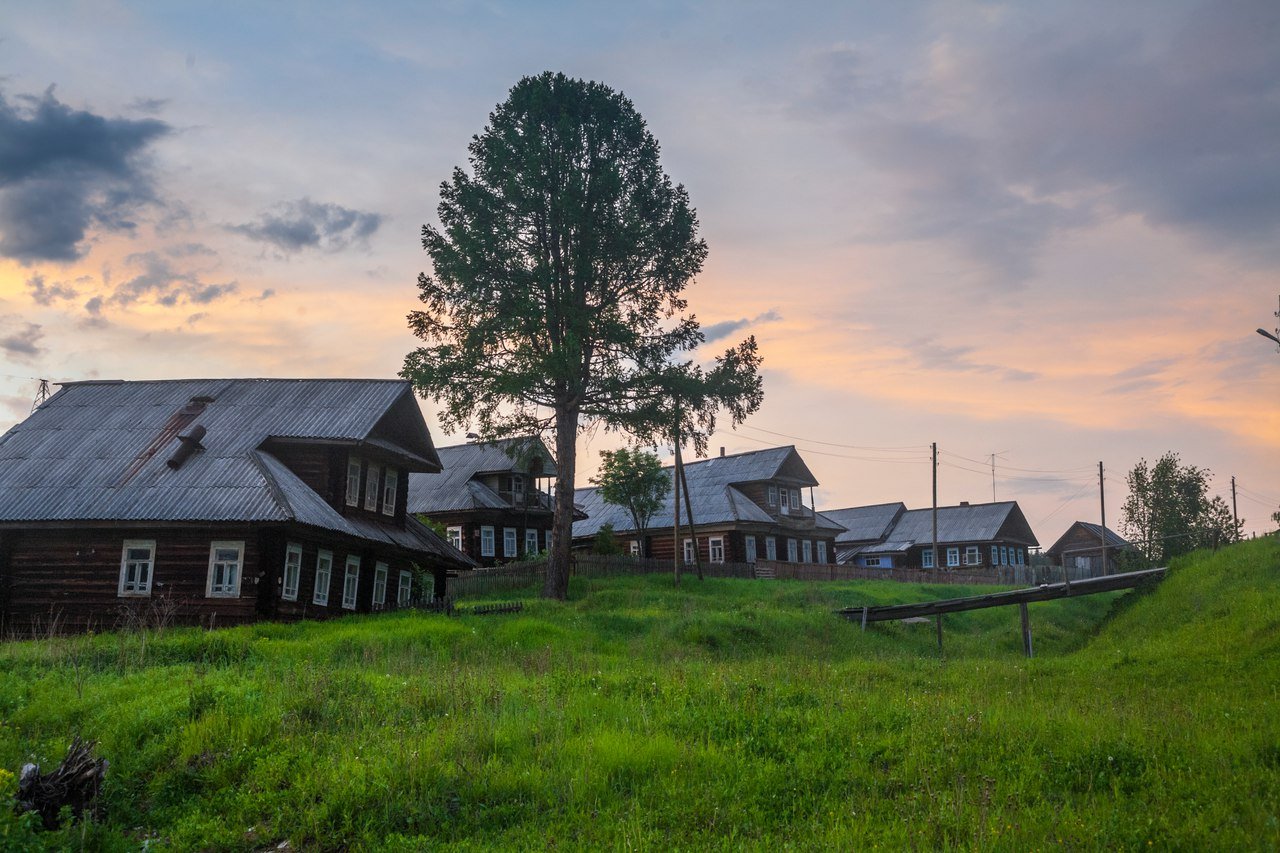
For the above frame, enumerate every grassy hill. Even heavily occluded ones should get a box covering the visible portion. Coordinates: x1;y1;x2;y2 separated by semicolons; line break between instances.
2;538;1277;850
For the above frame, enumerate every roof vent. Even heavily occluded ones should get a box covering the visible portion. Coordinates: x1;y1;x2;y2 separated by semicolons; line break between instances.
720;446;725;457
166;424;207;470
959;501;970;507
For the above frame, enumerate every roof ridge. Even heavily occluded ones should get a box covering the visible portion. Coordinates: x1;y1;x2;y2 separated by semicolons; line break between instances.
248;450;298;522
59;377;411;387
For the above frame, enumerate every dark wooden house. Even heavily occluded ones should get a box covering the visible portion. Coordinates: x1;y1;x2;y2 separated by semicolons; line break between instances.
826;500;1039;570
572;445;843;565
1045;521;1133;575
0;378;472;634
406;437;569;567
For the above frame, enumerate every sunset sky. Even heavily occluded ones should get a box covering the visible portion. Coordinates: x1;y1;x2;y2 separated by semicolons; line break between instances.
2;0;1277;541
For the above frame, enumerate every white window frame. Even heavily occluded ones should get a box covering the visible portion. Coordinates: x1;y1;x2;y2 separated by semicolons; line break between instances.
683;538;695;564
922;548;935;569
744;535;757;563
709;536;725;563
447;526;463;551
965;546;980;566
342;556;360;610
382;469;398;516
629;540;640;556
206;541;244;598
398;570;413;606
780;488;790;511
865;556;882;568
480;526;495;557
525;528;540;556
313;549;333;606
346;457;362;507
1017;548;1025;566
767;485;778;507
364;464;381;511
765;536;777;561
947;547;960;567
1000;545;1009;566
511;474;524;500
816;541;827;564
372;562;389;610
282;542;302;602
991;545;999;565
791;489;802;514
118;539;155;597
802;540;813;563
786;538;798;562
503;527;517;558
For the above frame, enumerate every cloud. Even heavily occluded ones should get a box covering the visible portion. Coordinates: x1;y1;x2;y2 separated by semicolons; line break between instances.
109;251;238;308
702;309;781;344
26;272;78;305
908;338;1041;382
0;87;171;262
0;319;45;362
228;198;383;253
126;97;168;115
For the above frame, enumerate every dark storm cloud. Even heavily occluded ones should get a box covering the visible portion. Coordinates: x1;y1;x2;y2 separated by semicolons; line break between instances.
0;87;171;262
110;251;238;308
0;320;45;362
702;310;781;344
228;198;383;253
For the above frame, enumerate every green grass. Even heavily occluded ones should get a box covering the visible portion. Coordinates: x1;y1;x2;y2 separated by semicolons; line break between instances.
2;538;1278;850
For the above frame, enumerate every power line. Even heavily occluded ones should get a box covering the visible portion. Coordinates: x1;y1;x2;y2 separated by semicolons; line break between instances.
736;422;926;453
730;429;931;464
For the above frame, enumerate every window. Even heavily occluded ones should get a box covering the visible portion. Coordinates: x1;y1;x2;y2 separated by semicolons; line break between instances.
481;526;495;557
864;556;882;568
965;546;980;566
780;488;790;511
802;540;813;563
744;535;757;563
791;489;802;514
398;570;413;606
313;550;333;606
372;562;389;610
342;556;360;609
765;537;777;561
767;485;778;506
382;469;398;516
786;539;798;562
1075;555;1092;571
991;545;999;566
282;543;302;601
1016;548;1025;566
503;528;517;558
207;541;244;597
346;458;362;507
922;548;935;569
118;540;155;597
816;541;828;564
446;526;463;550
709;537;725;563
946;547;960;567
525;529;539;556
510;474;524;500
1000;545;1009;566
364;464;381;511
629;540;640;556
683;538;695;564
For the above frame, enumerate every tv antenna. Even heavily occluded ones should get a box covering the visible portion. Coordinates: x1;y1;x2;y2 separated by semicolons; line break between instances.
31;378;52;412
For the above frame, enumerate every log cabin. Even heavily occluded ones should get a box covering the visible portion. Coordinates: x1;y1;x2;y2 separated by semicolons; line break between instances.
1045;521;1134;575
827;500;1040;570
0;378;472;635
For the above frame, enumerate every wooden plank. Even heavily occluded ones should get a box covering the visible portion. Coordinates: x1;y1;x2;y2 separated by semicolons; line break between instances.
1020;601;1033;658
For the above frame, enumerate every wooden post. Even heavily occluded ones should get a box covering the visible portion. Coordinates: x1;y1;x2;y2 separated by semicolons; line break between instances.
672;405;681;587
935;614;943;651
861;606;868;631
931;442;938;572
1019;601;1033;658
679;457;703;581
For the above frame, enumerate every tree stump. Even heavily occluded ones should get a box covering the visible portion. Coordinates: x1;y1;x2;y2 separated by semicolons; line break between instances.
15;736;108;830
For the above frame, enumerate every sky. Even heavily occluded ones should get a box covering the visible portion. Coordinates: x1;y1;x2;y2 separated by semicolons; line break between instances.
1;0;1278;542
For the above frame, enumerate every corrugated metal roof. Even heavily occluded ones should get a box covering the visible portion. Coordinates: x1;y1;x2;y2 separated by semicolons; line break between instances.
849;501;1039;551
1046;521;1129;555
824;502;907;544
405;436;556;514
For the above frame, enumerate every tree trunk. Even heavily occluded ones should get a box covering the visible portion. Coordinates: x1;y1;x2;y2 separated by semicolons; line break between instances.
544;405;579;600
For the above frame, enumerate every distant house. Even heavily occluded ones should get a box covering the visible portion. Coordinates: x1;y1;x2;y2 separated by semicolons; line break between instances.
406;437;570;567
0;378;472;634
1046;521;1133;574
824;500;1039;570
573;445;844;565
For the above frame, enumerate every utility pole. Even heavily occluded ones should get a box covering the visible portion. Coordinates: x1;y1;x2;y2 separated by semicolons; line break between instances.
1098;461;1107;576
990;453;997;502
1231;476;1239;541
931;442;939;571
672;405;682;587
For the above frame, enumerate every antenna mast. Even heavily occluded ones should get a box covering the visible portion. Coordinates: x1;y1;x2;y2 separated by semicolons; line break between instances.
30;378;51;412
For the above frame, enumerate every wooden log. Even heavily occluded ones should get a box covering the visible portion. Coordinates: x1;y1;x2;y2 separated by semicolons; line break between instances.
1020;601;1033;658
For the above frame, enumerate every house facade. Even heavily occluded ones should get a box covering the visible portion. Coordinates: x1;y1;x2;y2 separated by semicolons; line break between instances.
406;437;566;567
1046;521;1133;574
572;446;843;565
0;378;471;634
827;500;1040;571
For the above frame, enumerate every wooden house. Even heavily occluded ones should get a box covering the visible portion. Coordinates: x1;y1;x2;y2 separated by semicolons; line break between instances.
0;378;472;634
572;446;844;565
826;500;1039;570
1045;521;1133;575
406;437;571;567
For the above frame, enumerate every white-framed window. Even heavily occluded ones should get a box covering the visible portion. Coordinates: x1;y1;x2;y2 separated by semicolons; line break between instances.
765;536;777;561
865;556;883;568
447;526;463;551
786;539;798;562
1000;545;1009;566
744;535;757;563
816;541;827;564
709;537;725;563
802;540;813;563
965;546;980;566
922;548;935;569
503;528;517;558
372;562;389;610
364;464;381;511
511;474;524;500
282;542;302;601
947;547;960;567
767;485;778;507
398;570;413;606
780;488;790;511
991;545;999;565
525;529;540;556
313;550;333;606
629;540;640;556
118;540;155;597
791;489;802;514
1016;548;1025;566
683;538;695;564
382;469;398;516
342;556;360;609
346;457;362;507
480;526;495;557
206;541;244;598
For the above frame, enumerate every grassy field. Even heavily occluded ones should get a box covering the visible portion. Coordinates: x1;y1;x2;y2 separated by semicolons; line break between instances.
1;537;1277;850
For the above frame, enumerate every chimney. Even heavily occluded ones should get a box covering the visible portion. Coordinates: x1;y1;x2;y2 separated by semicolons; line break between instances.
166;424;207;470
719;446;725;457
959;500;970;507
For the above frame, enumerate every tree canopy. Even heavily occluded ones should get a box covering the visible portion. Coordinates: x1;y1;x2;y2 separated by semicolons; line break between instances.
1120;451;1239;564
402;72;762;599
591;448;670;557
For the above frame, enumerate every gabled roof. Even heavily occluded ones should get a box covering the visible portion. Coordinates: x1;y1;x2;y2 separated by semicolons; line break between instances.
1045;521;1130;557
824;502;907;545
848;501;1040;552
406;436;557;515
572;446;841;539
0;378;464;563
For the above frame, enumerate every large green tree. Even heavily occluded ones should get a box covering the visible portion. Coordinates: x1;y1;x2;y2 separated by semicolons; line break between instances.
1120;452;1240;564
402;72;762;599
591;448;670;557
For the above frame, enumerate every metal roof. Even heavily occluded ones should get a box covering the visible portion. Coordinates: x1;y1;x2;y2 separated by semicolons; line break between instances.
851;501;1039;551
824;502;907;544
405;436;556;515
1045;521;1130;556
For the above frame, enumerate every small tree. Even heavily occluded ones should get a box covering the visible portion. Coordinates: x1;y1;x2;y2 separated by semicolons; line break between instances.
592;523;624;555
591;448;669;557
1121;452;1239;564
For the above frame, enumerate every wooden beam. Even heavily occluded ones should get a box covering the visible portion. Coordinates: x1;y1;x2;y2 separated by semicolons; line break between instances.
1019;601;1033;658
